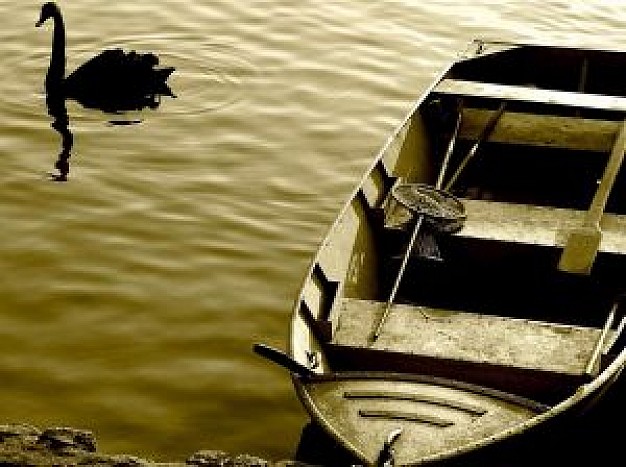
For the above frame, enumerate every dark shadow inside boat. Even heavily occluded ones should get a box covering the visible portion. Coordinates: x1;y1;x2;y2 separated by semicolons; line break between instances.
451;45;626;98
295;422;363;467
389;241;619;327
447;142;610;210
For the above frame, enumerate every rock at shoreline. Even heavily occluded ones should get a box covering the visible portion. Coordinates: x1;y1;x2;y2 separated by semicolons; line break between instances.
0;423;319;467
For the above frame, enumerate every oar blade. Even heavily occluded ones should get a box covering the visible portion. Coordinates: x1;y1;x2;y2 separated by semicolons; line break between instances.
557;226;601;275
558;120;626;275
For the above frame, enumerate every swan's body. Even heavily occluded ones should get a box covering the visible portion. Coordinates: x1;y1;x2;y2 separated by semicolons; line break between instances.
36;2;175;112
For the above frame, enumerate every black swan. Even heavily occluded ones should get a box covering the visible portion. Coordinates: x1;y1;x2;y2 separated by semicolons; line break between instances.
36;1;175;113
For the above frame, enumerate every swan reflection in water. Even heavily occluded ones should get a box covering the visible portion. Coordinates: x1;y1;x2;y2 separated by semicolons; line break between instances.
36;1;176;181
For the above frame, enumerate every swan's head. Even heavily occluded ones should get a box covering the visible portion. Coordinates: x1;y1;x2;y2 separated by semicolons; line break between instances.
36;2;60;27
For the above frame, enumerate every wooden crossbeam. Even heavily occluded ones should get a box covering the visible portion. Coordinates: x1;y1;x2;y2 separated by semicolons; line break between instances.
459;108;620;151
435;79;626;113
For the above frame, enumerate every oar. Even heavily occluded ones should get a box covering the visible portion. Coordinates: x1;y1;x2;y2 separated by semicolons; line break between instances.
370;102;506;343
370;105;464;343
558;120;626;275
444;101;507;191
252;343;317;379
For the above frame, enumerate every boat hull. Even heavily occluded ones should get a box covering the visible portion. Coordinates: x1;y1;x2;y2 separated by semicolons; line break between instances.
287;41;626;466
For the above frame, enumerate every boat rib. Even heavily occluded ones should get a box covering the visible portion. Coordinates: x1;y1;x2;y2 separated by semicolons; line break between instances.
344;390;488;415
358;409;454;427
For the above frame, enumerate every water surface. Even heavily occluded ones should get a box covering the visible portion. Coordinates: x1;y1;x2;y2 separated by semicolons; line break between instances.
1;0;625;461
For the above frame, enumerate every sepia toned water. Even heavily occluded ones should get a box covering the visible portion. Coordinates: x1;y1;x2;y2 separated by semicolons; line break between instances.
1;0;626;462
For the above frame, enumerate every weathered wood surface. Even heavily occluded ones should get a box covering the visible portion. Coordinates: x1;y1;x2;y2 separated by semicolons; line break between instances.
306;375;540;465
333;298;604;375
458;199;626;254
557;120;626;274
384;198;626;254
435;78;626;112
459;108;620;151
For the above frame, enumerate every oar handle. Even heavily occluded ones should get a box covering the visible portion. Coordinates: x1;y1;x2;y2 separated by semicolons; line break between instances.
370;106;464;342
436;102;464;189
371;216;426;341
444;101;506;191
253;343;316;378
371;101;506;342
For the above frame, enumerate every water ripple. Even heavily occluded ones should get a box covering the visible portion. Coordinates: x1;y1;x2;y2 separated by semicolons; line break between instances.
8;32;256;129
4;0;626;462
99;33;258;115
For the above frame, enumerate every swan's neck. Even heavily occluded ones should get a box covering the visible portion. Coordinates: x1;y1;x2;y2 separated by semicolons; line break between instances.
46;8;66;89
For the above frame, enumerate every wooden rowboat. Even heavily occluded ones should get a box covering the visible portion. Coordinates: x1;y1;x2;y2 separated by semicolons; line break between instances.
255;40;626;466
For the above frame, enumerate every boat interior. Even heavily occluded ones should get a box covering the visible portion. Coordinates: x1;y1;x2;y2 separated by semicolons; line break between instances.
294;44;626;408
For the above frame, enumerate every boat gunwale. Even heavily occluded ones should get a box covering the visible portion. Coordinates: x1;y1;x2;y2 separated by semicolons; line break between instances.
294;370;550;413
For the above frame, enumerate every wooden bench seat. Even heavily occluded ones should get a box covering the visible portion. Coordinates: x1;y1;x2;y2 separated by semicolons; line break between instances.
434;78;626;113
328;298;612;400
458;108;620;151
458;199;626;254
333;298;604;374
384;197;626;255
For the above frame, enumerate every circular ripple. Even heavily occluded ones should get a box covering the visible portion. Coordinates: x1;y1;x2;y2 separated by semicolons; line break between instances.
4;31;257;129
99;33;258;116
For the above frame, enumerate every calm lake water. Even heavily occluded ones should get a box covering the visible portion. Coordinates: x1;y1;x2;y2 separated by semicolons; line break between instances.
1;0;626;462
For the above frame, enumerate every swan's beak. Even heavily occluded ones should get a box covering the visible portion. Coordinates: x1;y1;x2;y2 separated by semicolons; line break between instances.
35;18;44;27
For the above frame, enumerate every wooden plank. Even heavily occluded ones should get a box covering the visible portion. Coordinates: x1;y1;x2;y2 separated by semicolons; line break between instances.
459;108;619;151
344;390;487;415
458;199;626;254
358;409;454;427
333;298;604;376
327;343;586;402
435;78;626;113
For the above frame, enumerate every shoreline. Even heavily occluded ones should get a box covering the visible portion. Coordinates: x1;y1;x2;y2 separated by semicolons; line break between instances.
0;423;319;467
